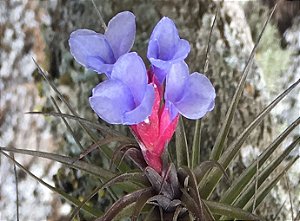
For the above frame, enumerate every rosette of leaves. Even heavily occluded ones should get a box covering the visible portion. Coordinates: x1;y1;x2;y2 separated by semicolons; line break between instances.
1;3;300;221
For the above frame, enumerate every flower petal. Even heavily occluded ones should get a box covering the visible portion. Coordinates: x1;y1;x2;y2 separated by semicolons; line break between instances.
89;80;135;124
69;29;115;75
174;73;216;119
151;66;168;85
111;52;147;104
165;61;189;103
148;17;180;60
172;39;190;61
123;85;155;125
105;11;136;59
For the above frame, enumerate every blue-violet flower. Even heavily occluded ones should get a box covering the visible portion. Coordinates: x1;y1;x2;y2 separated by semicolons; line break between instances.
69;11;136;77
165;61;216;120
147;17;190;83
89;52;155;125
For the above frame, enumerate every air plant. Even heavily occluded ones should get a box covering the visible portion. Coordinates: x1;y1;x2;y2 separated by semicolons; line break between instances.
1;3;300;221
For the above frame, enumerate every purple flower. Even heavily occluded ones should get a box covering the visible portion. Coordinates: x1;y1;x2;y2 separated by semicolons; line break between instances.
69;11;136;77
147;17;190;83
89;52;155;125
165;61;216;120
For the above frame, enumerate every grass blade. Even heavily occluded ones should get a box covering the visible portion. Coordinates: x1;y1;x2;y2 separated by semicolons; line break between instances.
176;117;190;168
233;137;300;209
243;156;299;212
219;117;300;205
0;150;101;217
203;200;262;220
209;4;277;161
0;147;114;179
200;78;300;198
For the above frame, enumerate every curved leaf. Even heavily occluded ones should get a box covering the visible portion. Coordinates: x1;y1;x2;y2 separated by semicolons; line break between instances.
0;147;114;179
95;187;153;221
233;137;300;208
193;160;229;185
209;4;277;162
220;117;300;205
203;199;262;220
27;111;133;142
69;172;145;220
176;116;190;168
0;150;101;217
200;77;300;198
243;156;299;212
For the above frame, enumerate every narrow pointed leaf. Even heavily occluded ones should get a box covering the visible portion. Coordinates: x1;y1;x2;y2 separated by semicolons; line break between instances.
0;147;114;179
0;150;101;217
179;167;202;205
200;78;300;198
172;206;183;221
220;117;300;205
209;4;278;162
233;137;300;208
203;199;261;220
33;59;97;140
51;97;85;152
27;111;133;142
181;188;204;220
69;172;145;220
131;191;156;221
243;156;299;212
191;6;219;170
95;187;153;221
191;119;201;169
194;160;229;185
176;116;189;168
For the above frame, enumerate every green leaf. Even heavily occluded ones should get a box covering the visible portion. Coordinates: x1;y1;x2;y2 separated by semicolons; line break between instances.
27;111;133;142
191;119;201;169
199;78;300;199
0;150;101;217
172;206;182;221
94;187;153;221
0;146;114;179
131;189;154;221
219;117;300;205
203;199;262;220
191;6;219;169
69;172;146;220
176;116;190;168
32;59;97;141
209;4;278;162
50;97;85;152
180;167;202;206
243;156;299;212
181;188;204;220
193;160;229;185
233;137;300;208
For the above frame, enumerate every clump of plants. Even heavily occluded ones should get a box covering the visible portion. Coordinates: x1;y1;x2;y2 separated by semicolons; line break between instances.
1;3;299;221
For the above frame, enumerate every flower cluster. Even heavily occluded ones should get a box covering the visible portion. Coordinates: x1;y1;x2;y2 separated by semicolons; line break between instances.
69;11;216;172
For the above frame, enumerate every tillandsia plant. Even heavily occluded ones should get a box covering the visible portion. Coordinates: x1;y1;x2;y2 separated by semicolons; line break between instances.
1;4;300;221
69;11;216;173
